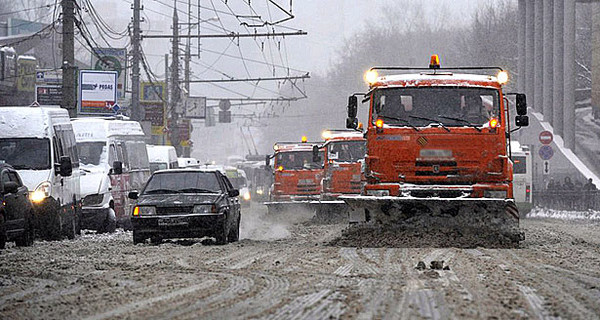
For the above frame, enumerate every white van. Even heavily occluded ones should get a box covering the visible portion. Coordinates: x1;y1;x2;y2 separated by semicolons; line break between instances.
177;157;201;169
71;118;150;232
147;145;178;173
511;141;533;214
0;105;81;240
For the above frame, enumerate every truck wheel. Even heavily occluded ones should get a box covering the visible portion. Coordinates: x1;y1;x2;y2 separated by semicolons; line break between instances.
133;230;145;244
98;209;117;234
45;210;62;241
150;236;162;245
0;214;6;250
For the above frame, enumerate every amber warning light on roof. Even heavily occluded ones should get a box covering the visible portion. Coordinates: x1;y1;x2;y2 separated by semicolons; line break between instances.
429;54;440;69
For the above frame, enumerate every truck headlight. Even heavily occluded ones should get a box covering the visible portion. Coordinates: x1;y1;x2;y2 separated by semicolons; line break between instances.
484;190;507;199
133;206;156;216
366;189;390;196
30;181;51;203
83;193;104;206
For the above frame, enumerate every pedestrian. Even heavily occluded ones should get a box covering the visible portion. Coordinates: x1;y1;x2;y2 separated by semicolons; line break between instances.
583;178;597;191
583;178;597;209
562;177;575;190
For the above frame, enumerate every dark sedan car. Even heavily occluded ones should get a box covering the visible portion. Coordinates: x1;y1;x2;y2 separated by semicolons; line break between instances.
0;164;34;249
129;169;241;245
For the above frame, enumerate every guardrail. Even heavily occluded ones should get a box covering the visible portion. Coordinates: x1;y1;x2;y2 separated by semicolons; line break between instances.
532;190;600;211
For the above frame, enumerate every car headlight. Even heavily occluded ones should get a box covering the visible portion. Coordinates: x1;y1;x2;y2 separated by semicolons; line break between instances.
83;193;104;206
484;190;507;199
366;189;390;197
256;188;264;195
133;206;156;216
193;204;217;214
243;191;251;201
30;181;51;203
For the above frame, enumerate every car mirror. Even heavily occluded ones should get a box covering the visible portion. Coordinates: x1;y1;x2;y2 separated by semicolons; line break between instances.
59;156;72;177
228;189;240;197
3;181;19;194
128;190;139;199
112;161;123;175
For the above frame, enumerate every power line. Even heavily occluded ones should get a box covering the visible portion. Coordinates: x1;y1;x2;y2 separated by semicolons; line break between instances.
0;3;56;17
141;30;306;39
183;74;310;83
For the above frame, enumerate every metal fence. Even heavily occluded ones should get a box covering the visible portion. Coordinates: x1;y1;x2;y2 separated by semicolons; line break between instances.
533;190;600;211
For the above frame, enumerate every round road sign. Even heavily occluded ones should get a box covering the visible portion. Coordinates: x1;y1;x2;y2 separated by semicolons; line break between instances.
539;131;553;145
539;145;554;160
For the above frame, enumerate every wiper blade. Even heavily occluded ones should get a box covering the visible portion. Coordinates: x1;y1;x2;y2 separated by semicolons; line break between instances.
178;188;216;193
378;115;420;132
145;189;180;194
438;115;482;132
409;115;450;132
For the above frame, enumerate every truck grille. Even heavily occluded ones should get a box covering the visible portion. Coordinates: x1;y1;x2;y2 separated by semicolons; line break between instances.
415;160;458;176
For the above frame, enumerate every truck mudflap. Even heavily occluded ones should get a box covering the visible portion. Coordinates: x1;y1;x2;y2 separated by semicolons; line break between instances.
341;196;523;244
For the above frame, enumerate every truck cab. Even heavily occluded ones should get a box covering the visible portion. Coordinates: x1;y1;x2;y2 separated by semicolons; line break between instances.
320;130;365;200
268;140;324;203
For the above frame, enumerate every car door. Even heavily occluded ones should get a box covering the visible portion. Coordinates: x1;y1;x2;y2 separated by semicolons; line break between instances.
8;171;30;221
220;174;240;227
1;170;27;223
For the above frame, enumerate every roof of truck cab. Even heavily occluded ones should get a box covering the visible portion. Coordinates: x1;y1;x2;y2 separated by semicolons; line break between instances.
274;143;320;153
71;118;145;141
0;105;70;138
373;73;502;89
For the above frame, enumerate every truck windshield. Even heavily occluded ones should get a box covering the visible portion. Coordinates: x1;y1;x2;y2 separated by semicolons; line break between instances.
372;87;500;127
328;140;366;162
0;138;50;170
77;142;106;166
276;151;324;170
143;171;221;194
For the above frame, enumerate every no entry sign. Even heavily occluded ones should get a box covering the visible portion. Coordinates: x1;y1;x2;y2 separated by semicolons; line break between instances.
539;131;553;145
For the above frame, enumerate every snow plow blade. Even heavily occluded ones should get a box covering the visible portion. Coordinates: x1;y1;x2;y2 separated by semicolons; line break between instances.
264;201;349;223
341;196;523;244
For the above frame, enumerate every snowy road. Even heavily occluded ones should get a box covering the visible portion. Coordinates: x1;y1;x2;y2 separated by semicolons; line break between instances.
1;207;600;319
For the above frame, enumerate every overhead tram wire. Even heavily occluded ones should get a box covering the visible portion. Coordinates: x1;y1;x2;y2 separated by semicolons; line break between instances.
0;2;56;17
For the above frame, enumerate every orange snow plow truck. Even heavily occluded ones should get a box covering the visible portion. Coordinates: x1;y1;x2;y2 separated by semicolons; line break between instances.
264;138;324;215
311;130;365;220
342;55;529;243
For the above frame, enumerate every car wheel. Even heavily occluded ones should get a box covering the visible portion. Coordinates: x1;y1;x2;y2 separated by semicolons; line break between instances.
228;217;240;242
0;214;6;250
133;230;145;244
215;222;228;245
16;218;34;247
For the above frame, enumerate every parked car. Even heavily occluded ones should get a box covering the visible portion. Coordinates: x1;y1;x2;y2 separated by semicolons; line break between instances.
0;164;35;249
147;145;179;173
129;169;241;245
0;105;80;240
72;118;151;232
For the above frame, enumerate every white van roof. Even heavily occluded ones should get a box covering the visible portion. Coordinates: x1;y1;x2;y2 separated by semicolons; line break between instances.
0;105;70;138
147;145;177;163
71;118;145;141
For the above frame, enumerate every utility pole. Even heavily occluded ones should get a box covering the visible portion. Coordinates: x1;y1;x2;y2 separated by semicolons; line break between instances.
170;2;182;155
131;0;142;121
184;0;191;95
61;0;76;118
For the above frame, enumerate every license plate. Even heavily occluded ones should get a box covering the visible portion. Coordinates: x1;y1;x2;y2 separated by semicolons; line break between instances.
158;217;188;226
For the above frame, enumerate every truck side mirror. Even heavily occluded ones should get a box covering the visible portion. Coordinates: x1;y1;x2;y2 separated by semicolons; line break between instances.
112;161;123;175
346;95;359;129
516;93;527;115
228;189;240;197
59;156;73;177
3;181;19;194
515;115;529;127
312;145;321;163
128;191;139;199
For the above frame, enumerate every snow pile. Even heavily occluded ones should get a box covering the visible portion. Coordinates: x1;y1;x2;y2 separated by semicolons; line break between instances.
527;207;600;220
240;205;314;241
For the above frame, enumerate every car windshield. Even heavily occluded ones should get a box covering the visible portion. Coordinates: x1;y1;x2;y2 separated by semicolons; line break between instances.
0;138;51;170
143;171;221;194
327;140;366;162
276;151;324;170
149;162;168;173
77;142;106;166
372;87;500;127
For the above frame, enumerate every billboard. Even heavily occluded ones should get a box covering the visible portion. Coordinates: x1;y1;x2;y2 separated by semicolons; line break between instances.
36;69;62;85
142;101;166;135
184;96;206;119
78;70;118;115
91;48;127;100
16;56;36;92
140;81;166;102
